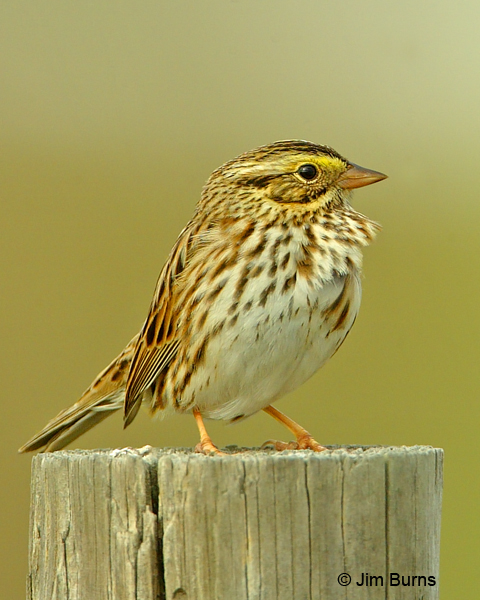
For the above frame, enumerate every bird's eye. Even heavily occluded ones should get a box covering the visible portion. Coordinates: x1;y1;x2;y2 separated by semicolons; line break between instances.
297;164;318;181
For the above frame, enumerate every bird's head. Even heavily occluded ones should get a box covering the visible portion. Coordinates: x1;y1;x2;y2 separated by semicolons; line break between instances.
204;140;386;212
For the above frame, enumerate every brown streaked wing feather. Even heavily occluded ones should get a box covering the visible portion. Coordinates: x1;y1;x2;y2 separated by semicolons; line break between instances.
124;221;198;425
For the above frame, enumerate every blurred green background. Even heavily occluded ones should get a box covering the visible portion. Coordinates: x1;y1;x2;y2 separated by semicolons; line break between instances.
1;1;479;597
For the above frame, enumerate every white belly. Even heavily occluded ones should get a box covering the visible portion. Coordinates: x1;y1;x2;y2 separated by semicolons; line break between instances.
192;272;361;420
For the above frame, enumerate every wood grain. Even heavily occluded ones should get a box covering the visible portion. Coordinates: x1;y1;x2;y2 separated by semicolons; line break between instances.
28;446;442;600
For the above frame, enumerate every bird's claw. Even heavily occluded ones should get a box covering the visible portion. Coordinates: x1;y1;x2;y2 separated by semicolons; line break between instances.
194;441;225;456
261;439;296;451
261;436;327;452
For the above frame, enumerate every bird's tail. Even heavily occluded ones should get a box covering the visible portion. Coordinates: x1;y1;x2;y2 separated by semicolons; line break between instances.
18;335;139;453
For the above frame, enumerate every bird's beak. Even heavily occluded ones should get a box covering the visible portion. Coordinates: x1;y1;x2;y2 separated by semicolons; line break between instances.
337;163;387;190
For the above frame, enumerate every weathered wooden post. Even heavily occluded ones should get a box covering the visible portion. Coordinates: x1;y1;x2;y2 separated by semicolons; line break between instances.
27;446;442;600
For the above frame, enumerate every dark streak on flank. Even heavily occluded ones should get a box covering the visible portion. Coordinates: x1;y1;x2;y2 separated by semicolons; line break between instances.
211;319;225;337
248;236;267;258
210;255;236;281
153;379;167;410
250;264;265;278
331;300;351;333
269;261;278;277
229;302;239;315
259;281;276;307
208;278;228;302
193;336;209;368
154;356;175;408
197;310;208;329
234;270;250;303
179;368;194;396
282;273;297;293
323;282;346;318
288;297;294;318
270;236;282;261
280;252;290;269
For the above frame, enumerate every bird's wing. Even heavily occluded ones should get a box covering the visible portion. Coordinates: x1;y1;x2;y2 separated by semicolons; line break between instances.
124;221;199;426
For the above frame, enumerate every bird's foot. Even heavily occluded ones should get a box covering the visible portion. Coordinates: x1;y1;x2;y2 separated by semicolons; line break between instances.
261;434;327;452
193;407;225;455
194;440;225;456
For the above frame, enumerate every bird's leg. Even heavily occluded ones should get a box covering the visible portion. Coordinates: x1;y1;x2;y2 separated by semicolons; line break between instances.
261;405;327;452
193;408;224;455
